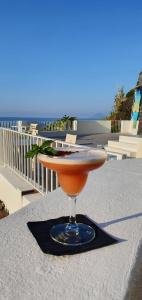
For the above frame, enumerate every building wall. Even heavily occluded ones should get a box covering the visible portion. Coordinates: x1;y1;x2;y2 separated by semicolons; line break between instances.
121;120;139;135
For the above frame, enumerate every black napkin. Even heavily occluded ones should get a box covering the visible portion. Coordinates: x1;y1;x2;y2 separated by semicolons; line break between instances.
27;214;118;256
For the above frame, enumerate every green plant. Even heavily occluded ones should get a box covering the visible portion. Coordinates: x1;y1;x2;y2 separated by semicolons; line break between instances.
25;140;77;158
25;140;58;158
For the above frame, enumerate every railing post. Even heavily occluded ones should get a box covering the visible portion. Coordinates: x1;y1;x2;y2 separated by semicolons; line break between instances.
2;129;6;167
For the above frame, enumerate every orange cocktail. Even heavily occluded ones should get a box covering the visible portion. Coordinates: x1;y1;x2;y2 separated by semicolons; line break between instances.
38;149;106;195
38;148;106;246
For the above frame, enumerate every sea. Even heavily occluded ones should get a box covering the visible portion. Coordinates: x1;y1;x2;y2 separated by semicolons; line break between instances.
0;116;57;123
0;116;97;124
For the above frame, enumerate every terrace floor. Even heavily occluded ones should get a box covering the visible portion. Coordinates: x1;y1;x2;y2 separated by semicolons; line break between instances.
40;131;121;147
77;132;120;147
41;131;142;148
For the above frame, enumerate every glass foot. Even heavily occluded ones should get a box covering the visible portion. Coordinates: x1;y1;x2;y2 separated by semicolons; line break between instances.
50;223;95;246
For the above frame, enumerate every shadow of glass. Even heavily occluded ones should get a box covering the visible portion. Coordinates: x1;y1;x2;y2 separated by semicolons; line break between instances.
99;212;142;228
85;213;142;245
86;215;128;244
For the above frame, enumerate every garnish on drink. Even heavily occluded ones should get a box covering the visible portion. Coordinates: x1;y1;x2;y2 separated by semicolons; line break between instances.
25;140;77;158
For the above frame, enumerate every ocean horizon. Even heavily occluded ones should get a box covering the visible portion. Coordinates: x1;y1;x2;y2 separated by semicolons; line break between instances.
0;113;106;123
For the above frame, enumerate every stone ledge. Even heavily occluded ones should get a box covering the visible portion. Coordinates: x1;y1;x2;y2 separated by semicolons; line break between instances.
0;159;142;299
0;166;36;193
0;166;40;214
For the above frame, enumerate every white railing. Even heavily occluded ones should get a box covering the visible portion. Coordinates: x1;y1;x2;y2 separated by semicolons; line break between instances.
0;119;77;132
0;119;50;129
0;128;82;195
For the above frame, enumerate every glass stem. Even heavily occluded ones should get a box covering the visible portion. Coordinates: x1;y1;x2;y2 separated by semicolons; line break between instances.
69;195;77;224
65;195;79;235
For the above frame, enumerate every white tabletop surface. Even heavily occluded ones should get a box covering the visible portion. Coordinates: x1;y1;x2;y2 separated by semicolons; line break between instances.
0;158;142;300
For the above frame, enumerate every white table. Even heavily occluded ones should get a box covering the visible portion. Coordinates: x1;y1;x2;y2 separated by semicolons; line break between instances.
0;159;142;300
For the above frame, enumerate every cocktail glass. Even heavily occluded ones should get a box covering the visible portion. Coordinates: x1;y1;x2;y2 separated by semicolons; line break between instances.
38;148;106;246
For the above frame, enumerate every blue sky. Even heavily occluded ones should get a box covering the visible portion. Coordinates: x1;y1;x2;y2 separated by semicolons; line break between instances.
0;0;142;117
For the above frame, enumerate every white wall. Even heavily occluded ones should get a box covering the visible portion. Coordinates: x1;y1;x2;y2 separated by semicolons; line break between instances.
0;169;41;214
0;174;22;214
77;120;111;135
121;121;131;134
121;121;139;135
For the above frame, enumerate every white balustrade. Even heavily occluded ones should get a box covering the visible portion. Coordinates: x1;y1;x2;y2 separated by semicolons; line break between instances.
0;128;82;195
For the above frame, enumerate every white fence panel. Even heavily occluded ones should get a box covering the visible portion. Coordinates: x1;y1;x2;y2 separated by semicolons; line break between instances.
0;128;82;195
